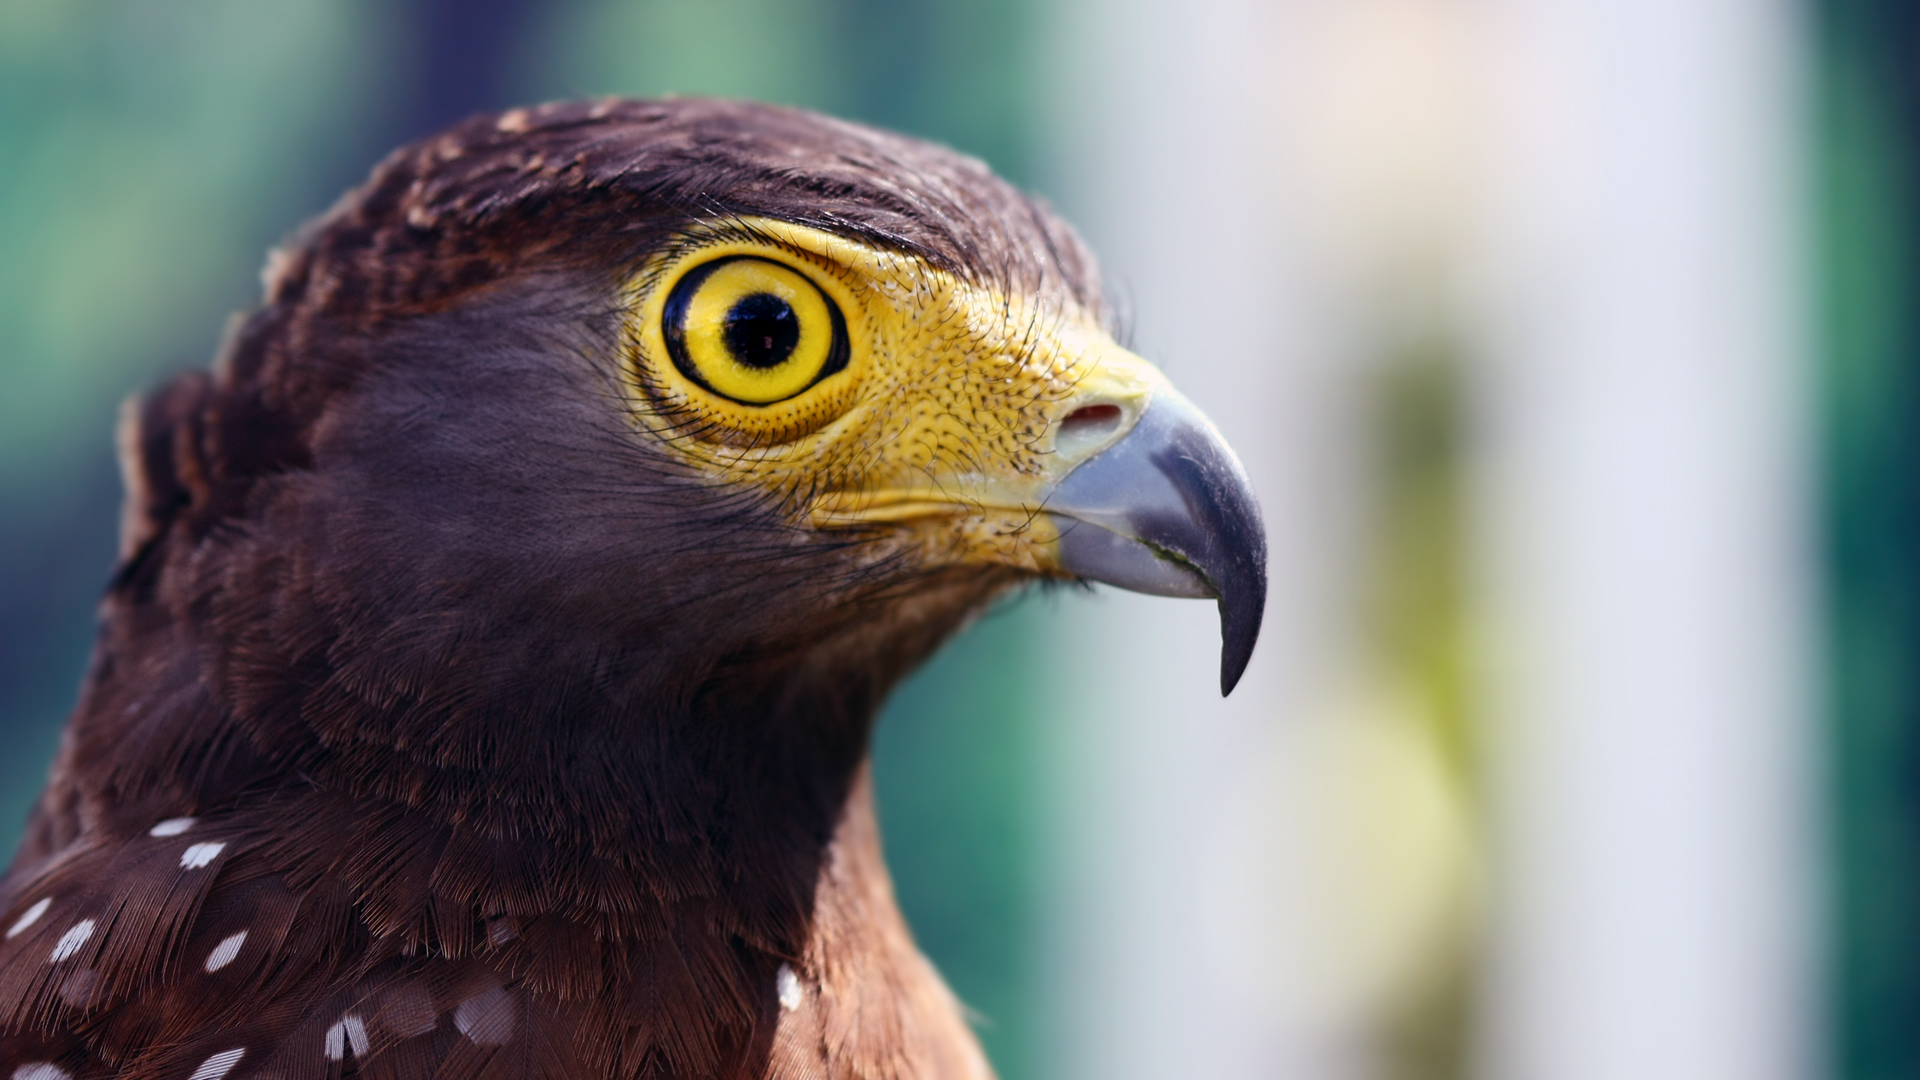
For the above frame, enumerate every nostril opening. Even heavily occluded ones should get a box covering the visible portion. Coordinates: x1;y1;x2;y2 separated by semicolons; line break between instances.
1056;403;1126;455
1061;404;1123;434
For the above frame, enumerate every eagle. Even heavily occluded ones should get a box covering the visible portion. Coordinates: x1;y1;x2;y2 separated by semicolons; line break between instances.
0;99;1264;1080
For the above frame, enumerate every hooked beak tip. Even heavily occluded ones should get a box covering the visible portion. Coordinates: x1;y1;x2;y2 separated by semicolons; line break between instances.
1047;387;1268;695
1219;590;1262;696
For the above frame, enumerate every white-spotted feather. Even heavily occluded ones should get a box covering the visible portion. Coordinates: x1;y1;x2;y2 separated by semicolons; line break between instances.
4;898;49;940
46;921;92;964
204;930;247;973
186;1047;244;1080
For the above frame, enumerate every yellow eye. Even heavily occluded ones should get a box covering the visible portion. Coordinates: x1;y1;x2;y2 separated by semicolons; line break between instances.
662;256;849;405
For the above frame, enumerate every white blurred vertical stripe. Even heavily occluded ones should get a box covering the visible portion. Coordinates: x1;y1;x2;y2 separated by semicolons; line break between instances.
1039;0;1371;1078
1472;2;1818;1079
1042;0;1816;1078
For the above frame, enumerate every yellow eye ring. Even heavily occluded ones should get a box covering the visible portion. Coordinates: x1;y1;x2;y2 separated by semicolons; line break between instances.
662;256;849;405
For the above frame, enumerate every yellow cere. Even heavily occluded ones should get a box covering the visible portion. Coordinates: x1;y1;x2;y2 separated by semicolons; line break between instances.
619;217;1169;574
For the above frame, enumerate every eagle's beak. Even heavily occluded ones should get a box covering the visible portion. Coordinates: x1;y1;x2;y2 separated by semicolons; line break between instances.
806;335;1266;694
1044;384;1267;696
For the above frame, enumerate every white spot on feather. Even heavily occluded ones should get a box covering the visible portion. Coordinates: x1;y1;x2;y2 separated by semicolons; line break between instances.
49;919;93;962
777;964;803;1011
187;1048;244;1080
180;841;225;869
149;817;196;837
13;1064;71;1080
205;930;247;972
324;1014;370;1061
7;897;50;938
454;986;515;1046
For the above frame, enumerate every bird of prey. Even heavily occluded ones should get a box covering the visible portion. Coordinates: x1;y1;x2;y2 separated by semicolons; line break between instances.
0;100;1264;1080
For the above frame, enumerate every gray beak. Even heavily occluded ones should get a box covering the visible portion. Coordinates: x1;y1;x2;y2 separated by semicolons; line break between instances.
1045;387;1268;695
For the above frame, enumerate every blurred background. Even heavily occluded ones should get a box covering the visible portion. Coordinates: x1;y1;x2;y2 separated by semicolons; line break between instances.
0;0;1892;1077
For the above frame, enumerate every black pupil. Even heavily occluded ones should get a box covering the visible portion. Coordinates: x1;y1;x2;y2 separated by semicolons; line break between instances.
723;293;800;370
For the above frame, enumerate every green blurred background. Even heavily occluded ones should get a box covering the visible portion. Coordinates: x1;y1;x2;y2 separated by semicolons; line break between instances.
1820;3;1920;1077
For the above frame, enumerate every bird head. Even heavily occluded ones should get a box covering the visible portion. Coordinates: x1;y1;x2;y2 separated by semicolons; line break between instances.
613;212;1266;691
110;100;1266;822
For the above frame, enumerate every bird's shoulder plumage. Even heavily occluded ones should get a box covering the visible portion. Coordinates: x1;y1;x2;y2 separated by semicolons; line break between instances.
0;767;985;1080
